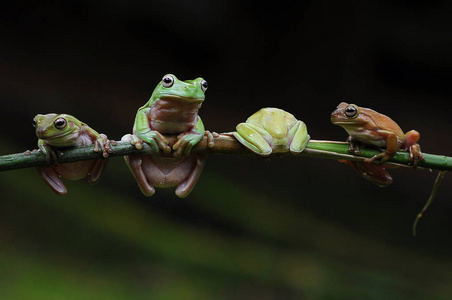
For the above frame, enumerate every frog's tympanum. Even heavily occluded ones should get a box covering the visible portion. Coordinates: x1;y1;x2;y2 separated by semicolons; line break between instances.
232;107;309;156
331;102;424;186
33;113;115;195
122;74;210;198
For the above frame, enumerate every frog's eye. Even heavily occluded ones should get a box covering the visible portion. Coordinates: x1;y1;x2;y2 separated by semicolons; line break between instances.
162;75;174;88
345;104;359;118
54;117;67;129
32;118;37;127
201;80;208;92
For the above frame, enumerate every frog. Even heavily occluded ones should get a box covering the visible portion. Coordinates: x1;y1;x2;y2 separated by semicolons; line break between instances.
33;113;116;195
331;102;425;186
122;74;210;198
231;107;310;156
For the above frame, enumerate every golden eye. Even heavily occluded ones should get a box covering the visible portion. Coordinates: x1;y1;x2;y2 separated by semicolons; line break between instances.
345;104;359;118
54;117;67;129
162;75;174;88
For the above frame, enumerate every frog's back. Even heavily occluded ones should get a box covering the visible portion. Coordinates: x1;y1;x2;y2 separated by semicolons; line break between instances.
362;107;404;136
249;108;297;139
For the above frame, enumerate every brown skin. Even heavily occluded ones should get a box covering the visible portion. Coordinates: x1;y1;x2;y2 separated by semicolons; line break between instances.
331;102;424;187
331;102;424;166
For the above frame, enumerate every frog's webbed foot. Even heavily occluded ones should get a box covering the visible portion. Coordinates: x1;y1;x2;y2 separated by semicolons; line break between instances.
289;120;309;154
122;134;144;150
364;152;392;164
347;136;361;155
407;143;424;168
94;134;117;158
173;132;203;157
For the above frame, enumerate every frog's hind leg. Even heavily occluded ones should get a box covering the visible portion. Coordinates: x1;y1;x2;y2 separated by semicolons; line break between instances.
36;166;67;195
126;155;156;197
175;154;207;198
88;159;108;185
233;123;272;156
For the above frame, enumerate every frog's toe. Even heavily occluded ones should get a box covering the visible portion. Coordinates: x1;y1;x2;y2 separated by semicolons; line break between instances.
365;152;390;164
289;121;309;154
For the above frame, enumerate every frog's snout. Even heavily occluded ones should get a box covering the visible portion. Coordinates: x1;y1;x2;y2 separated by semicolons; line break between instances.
330;111;340;123
36;128;47;137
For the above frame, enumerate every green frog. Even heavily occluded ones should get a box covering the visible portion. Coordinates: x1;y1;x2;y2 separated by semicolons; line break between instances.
122;74;210;198
232;107;309;156
33;113;115;195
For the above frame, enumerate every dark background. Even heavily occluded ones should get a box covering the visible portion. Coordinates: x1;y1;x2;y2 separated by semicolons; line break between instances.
1;1;452;298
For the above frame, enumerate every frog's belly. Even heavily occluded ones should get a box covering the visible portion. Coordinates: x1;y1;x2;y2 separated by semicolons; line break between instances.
148;99;201;134
52;160;97;180
136;155;197;188
354;136;386;148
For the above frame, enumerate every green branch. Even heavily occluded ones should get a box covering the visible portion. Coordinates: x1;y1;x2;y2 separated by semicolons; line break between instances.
1;135;451;172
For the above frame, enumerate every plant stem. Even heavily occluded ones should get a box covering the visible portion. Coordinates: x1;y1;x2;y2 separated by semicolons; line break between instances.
1;134;451;172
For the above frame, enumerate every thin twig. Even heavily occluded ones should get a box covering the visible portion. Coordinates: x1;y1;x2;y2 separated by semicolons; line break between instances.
1;134;452;172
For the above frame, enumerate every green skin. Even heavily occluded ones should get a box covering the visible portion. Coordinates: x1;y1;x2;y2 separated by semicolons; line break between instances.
33;113;114;195
122;74;209;198
232;107;310;156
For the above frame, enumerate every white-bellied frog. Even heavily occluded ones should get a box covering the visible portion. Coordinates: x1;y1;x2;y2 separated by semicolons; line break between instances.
122;74;211;198
33;113;115;195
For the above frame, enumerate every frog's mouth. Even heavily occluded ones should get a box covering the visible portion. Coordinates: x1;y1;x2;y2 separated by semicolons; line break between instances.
36;130;74;140
158;94;204;103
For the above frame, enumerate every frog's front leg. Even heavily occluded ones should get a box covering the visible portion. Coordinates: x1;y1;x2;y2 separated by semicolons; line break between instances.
135;108;171;153
82;125;116;157
233;123;273;156
94;133;116;158
288;120;309;154
173;117;205;157
175;154;207;198
36;166;67;195
38;139;61;164
346;136;361;155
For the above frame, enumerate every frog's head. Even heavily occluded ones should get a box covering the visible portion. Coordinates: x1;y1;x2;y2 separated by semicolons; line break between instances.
151;74;208;103
330;102;367;127
33;113;80;140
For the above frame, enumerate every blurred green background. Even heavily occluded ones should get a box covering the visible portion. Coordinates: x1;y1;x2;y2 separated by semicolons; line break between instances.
2;1;452;299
